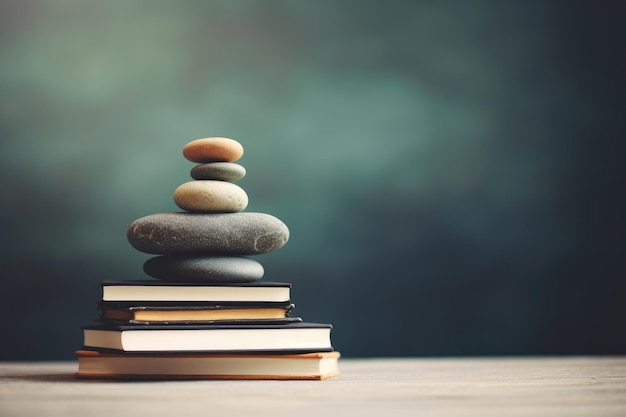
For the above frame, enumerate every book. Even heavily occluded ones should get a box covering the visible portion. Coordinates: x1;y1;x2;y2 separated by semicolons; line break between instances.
75;349;341;380
97;301;299;324
82;322;334;353
100;280;291;302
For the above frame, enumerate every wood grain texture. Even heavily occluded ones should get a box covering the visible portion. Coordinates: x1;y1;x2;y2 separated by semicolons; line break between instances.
1;357;625;417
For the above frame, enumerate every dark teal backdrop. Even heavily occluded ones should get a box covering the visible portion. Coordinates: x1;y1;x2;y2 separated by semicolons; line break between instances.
1;0;624;359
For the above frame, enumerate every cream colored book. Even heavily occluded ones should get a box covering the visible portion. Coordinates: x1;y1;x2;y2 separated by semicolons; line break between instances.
97;301;297;324
100;280;291;302
75;350;341;380
82;322;333;352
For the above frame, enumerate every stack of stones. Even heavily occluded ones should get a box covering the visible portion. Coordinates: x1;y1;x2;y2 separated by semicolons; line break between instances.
127;137;290;283
75;137;340;379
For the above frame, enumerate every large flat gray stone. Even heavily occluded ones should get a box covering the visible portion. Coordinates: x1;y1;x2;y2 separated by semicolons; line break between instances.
127;212;289;255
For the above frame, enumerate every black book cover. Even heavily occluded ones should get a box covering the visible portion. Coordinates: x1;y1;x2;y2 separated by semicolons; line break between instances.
97;301;296;310
101;280;291;288
96;317;303;325
82;321;332;332
82;322;334;353
95;301;302;326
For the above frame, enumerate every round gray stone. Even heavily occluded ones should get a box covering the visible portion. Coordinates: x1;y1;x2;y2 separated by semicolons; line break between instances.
127;212;290;255
143;255;264;282
191;162;246;181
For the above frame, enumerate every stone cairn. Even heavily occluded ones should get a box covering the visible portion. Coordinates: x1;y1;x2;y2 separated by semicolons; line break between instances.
75;137;339;379
127;137;290;283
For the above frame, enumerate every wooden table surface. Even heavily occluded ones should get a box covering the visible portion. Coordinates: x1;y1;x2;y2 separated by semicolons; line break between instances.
1;356;625;417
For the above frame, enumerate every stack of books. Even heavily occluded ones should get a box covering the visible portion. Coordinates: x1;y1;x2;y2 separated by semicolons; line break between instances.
75;280;339;380
75;137;339;380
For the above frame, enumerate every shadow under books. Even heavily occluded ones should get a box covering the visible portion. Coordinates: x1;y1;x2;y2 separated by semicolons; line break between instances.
2;373;208;383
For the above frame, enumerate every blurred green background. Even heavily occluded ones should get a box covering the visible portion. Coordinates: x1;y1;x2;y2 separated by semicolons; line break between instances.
1;0;624;359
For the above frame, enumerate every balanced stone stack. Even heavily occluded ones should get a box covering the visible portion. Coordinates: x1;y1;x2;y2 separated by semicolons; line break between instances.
75;137;339;380
128;137;289;284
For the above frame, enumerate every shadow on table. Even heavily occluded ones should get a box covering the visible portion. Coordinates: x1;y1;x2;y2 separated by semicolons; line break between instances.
2;373;178;383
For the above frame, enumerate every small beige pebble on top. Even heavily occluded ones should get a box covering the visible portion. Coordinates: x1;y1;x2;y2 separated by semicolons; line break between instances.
183;137;244;163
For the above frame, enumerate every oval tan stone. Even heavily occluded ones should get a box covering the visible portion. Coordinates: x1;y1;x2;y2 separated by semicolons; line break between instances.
174;180;248;213
183;137;244;163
